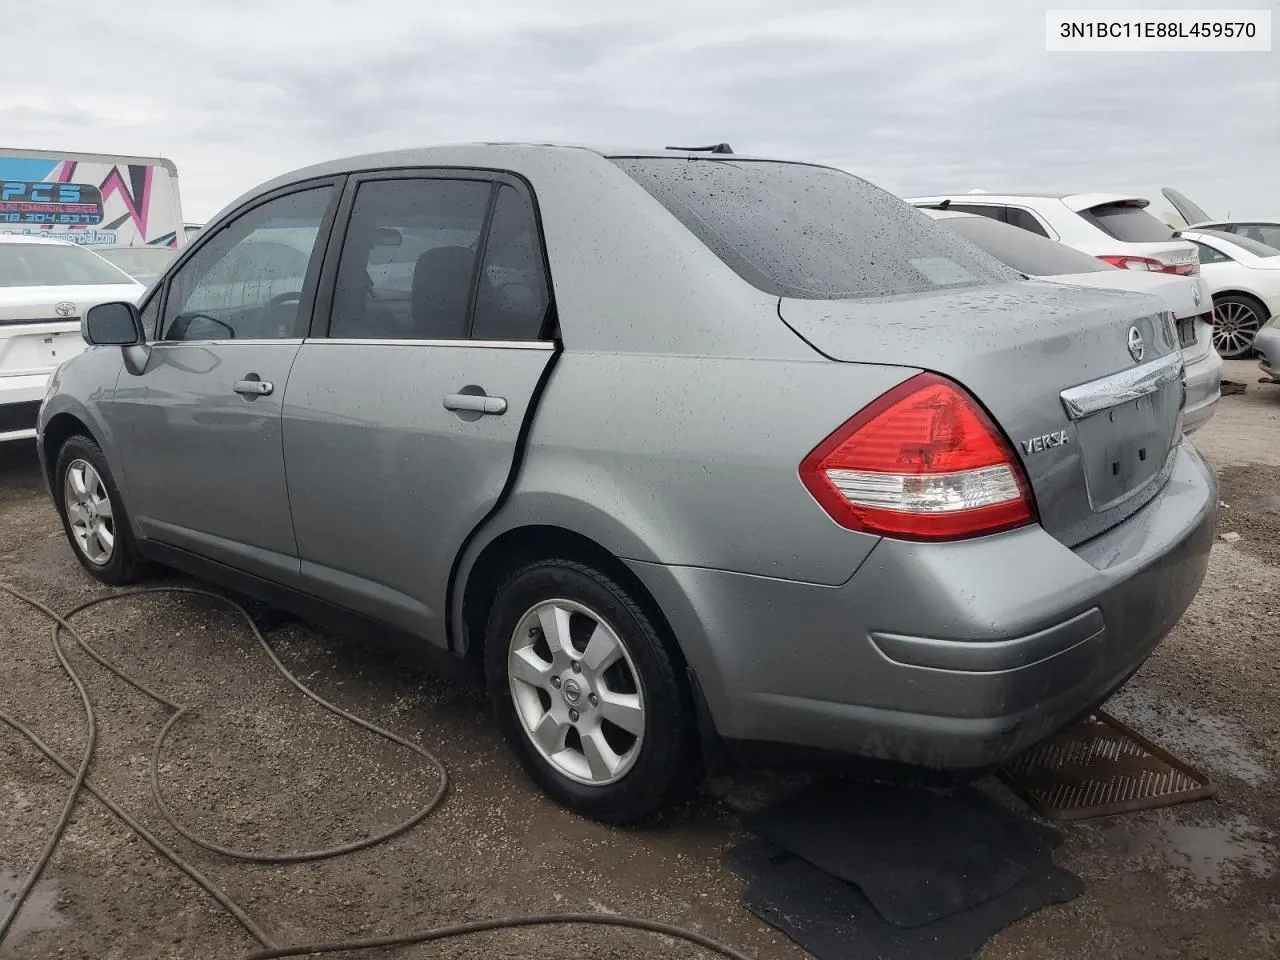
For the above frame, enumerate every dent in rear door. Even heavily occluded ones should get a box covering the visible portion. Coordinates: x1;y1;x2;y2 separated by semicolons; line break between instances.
281;173;557;647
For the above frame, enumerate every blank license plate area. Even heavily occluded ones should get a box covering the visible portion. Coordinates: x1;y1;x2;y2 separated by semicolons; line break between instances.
0;330;85;375
1077;387;1178;511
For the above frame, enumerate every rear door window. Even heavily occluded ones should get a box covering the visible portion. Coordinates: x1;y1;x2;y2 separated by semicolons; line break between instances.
329;178;490;340
949;204;1006;222
1077;202;1178;243
611;158;1017;300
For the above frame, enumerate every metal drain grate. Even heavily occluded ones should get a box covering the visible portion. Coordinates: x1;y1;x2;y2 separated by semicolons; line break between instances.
999;711;1215;821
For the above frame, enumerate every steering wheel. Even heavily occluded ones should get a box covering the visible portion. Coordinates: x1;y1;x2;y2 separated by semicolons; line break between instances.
268;291;303;309
171;313;235;340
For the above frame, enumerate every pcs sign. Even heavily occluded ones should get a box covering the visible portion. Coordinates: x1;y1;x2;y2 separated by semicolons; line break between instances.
0;181;105;225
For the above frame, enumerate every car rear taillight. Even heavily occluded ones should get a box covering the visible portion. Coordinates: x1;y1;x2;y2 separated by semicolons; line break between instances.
799;373;1037;541
1097;254;1198;276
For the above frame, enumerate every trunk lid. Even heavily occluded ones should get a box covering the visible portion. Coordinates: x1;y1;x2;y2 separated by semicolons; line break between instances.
779;280;1185;548
1161;187;1212;227
1045;270;1214;363
0;282;139;378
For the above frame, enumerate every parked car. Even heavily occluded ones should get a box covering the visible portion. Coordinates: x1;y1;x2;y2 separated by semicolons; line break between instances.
1253;316;1280;382
923;208;1222;433
37;145;1217;822
1177;229;1280;358
1;234;143;442
904;192;1201;276
1161;187;1280;249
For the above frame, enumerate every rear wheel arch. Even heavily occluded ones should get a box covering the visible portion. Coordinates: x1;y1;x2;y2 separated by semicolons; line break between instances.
458;525;686;673
1212;289;1270;320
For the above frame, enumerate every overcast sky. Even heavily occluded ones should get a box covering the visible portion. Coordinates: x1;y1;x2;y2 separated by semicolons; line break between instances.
3;0;1275;223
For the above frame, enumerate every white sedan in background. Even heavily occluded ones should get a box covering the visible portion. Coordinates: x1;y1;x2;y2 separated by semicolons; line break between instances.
925;207;1223;432
1;235;144;442
1179;229;1280;358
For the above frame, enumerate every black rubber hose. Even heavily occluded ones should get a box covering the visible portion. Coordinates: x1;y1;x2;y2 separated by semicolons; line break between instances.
0;582;757;959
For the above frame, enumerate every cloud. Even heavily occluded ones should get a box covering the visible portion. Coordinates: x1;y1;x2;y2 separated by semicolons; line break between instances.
1;0;1275;221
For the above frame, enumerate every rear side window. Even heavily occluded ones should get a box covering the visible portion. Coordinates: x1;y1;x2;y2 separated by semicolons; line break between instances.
1191;241;1231;265
1006;207;1051;238
949;204;1005;221
1204;231;1279;259
1077;202;1178;243
611;159;1018;300
471;185;550;341
943;216;1114;277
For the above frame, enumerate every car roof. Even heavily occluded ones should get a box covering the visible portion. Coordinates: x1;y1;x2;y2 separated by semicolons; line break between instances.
0;232;77;247
214;142;836;229
1188;219;1280;229
906;192;1151;211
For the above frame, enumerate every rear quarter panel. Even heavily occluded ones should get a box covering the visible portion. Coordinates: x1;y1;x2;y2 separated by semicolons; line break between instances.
472;351;915;584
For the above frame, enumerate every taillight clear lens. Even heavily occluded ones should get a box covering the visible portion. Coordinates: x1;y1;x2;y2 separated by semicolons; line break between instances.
799;373;1037;541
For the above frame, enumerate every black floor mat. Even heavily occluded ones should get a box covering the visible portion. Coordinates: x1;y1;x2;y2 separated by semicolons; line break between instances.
745;783;1031;927
729;784;1084;960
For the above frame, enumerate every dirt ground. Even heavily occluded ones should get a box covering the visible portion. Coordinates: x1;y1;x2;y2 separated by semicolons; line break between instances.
2;358;1278;960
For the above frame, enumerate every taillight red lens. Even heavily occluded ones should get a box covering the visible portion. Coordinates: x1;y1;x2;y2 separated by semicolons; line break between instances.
1098;255;1198;276
799;373;1037;541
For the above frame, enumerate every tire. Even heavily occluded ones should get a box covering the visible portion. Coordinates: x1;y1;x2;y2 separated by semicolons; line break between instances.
484;558;698;823
53;434;145;585
1212;294;1267;359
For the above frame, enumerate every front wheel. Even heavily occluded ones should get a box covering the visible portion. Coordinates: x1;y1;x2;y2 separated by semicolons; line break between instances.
54;434;145;585
1213;294;1266;358
485;558;698;823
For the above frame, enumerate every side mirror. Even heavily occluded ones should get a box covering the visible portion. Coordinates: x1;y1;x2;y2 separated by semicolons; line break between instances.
373;226;403;247
83;301;145;346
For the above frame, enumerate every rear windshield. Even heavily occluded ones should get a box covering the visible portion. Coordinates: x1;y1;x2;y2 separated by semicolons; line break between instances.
941;214;1116;277
610;158;1019;299
1077;202;1178;243
1202;230;1280;258
0;241;133;286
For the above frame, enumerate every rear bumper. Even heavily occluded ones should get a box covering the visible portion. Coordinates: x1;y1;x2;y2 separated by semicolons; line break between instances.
1182;349;1223;433
0;373;49;442
1255;325;1280;378
628;441;1217;771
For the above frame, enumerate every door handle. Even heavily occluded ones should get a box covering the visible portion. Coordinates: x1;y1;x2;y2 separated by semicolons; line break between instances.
234;378;274;397
443;393;507;415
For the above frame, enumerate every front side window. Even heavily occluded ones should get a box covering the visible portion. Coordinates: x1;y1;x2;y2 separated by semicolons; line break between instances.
161;187;333;342
330;178;490;340
0;241;134;287
612;158;1017;300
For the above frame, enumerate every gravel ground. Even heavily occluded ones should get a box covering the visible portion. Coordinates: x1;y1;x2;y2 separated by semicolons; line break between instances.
1;358;1278;960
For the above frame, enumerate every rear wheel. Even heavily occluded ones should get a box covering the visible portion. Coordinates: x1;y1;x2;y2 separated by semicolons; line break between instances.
1212;294;1266;358
54;435;144;585
485;558;697;822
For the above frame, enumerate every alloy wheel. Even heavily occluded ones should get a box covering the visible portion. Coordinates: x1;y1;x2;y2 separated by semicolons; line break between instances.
1213;301;1263;358
64;459;115;566
507;598;646;786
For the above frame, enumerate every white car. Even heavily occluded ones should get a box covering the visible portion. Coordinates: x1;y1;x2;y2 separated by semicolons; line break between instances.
1161;187;1280;249
905;192;1201;276
1;235;144;442
1177;229;1280;358
923;208;1222;433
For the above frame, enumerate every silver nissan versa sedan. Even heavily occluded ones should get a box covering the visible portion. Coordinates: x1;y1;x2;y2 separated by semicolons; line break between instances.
37;144;1217;822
